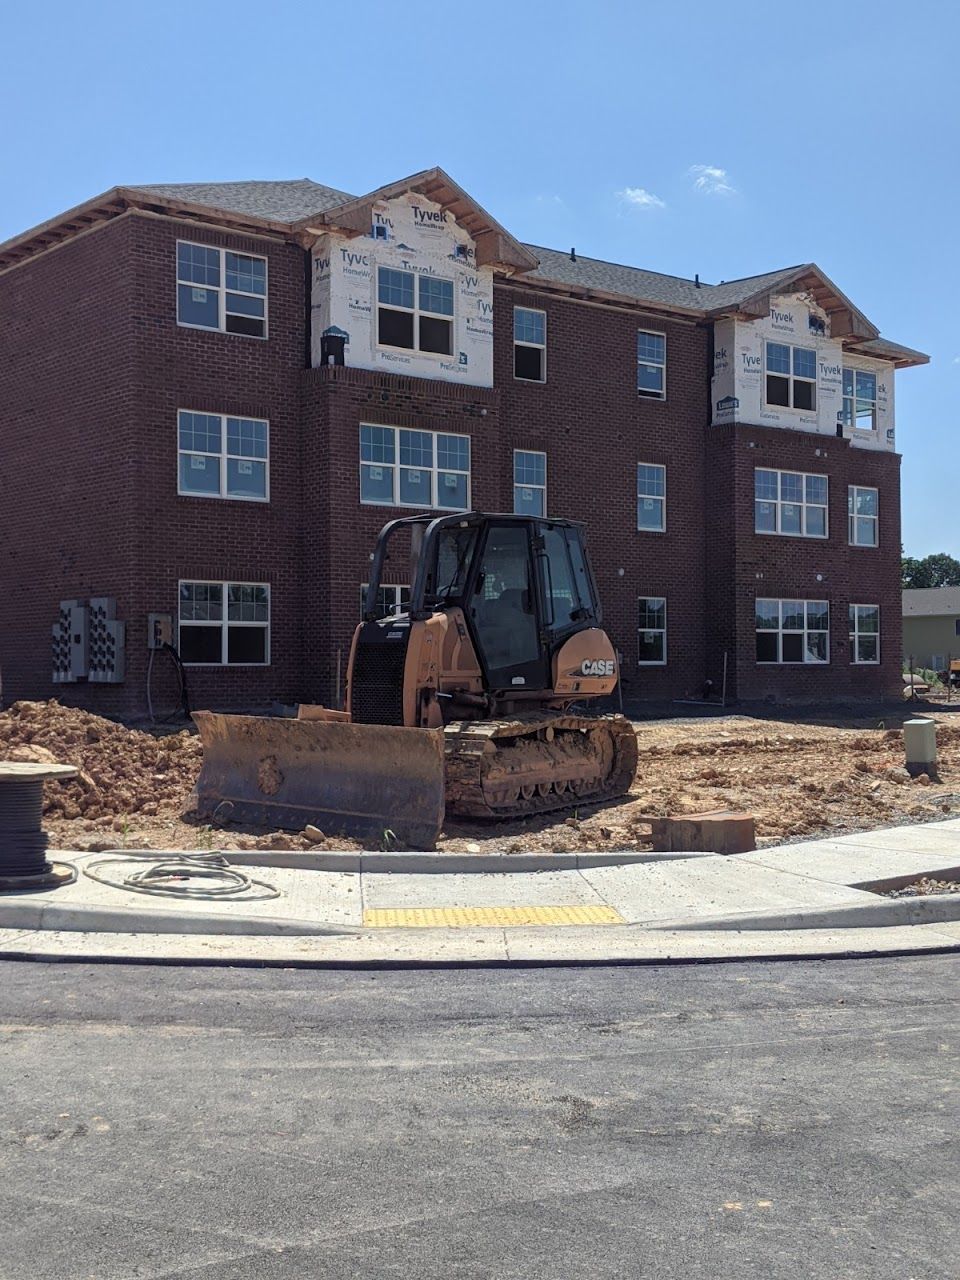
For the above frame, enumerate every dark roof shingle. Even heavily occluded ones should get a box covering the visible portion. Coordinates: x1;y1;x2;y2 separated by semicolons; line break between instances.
127;178;354;224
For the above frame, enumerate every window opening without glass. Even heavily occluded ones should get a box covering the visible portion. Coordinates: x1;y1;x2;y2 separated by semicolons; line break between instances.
842;368;878;432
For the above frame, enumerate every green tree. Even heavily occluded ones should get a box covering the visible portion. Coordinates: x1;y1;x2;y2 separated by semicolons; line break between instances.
902;553;960;589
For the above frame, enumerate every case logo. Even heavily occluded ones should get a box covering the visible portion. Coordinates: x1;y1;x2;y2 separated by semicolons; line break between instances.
580;659;615;677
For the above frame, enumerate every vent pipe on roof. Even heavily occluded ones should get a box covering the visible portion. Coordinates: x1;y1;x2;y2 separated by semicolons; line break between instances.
695;273;700;288
570;247;576;262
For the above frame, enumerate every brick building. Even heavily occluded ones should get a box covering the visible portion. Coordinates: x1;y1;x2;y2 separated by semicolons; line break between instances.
0;167;927;717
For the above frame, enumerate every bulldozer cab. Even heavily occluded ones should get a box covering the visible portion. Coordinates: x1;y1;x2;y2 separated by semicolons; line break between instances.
365;512;602;692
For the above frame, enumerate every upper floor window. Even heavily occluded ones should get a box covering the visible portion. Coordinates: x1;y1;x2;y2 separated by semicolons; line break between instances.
637;331;666;400
178;411;268;502
638;596;667;665
637;463;666;531
755;469;828;538
756;598;829;664
849;605;880;664
848;485;879;546
841;368;878;432
514;308;546;381
765;342;816;411
178;581;270;665
359;425;470;510
176;242;267;338
513;450;546;516
377;268;453;355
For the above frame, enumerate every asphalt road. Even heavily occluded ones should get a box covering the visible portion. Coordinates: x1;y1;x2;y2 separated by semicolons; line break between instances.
2;956;958;1279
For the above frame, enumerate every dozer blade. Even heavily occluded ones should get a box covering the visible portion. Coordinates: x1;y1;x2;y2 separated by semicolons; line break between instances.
191;712;446;850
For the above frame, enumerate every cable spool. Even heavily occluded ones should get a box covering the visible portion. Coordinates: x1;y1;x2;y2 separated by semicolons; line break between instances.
0;762;79;890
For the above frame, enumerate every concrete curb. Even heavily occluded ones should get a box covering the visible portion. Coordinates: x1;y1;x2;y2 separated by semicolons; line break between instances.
653;892;960;933
0;899;350;938
2;922;960;969
224;850;715;873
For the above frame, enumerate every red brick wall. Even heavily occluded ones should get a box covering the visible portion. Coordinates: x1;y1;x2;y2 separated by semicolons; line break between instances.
495;284;711;701
0;217;138;713
706;423;903;701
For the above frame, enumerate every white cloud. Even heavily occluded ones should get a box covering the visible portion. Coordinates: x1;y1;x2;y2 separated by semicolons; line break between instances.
617;186;666;210
535;193;565;207
953;355;960;365
688;164;737;196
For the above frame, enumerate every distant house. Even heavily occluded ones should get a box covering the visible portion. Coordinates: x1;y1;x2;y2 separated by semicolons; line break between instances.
903;587;960;669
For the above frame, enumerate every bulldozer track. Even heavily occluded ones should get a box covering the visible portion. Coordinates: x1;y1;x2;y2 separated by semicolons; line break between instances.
442;712;638;821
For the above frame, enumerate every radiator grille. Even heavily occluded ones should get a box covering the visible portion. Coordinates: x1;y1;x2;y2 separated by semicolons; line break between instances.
350;625;408;725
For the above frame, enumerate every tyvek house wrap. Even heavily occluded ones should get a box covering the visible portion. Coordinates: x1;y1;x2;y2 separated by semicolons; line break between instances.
710;292;895;451
310;192;495;388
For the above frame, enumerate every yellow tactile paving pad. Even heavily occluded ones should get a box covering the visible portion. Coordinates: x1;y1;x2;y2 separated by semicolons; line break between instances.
363;905;625;928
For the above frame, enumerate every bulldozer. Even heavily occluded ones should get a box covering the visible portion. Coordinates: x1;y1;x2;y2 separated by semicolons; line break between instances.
192;512;639;847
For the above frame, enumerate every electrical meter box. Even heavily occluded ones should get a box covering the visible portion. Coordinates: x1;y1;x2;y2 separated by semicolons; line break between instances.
147;613;174;649
88;597;126;683
52;600;88;683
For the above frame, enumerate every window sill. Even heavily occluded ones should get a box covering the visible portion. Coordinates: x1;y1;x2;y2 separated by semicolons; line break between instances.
177;491;270;504
360;499;469;514
376;343;453;361
176;320;269;342
848;542;879;550
637;527;666;535
637;394;667;403
756;661;830;667
755;530;829;541
637;661;667;667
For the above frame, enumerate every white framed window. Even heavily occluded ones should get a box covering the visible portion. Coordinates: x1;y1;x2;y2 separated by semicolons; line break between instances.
849;604;880;664
841;368;878;432
638;597;667;665
755;469;828;538
637;331;666;400
514;308;546;381
361;583;411;618
176;241;267;338
513;450;546;516
359;425;470;510
377;267;453;356
637;463;666;531
765;342;816;411
848;485;878;547
177;411;269;502
178;581;270;666
756;598;829;664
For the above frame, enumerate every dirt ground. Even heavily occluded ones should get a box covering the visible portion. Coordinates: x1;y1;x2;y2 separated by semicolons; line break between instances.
1;698;958;856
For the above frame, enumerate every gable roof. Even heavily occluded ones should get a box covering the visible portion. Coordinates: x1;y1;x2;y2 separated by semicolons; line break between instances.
903;587;960;617
293;167;538;272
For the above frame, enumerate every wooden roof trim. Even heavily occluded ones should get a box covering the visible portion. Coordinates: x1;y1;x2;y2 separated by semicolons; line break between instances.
708;263;880;340
293;166;539;274
495;271;705;319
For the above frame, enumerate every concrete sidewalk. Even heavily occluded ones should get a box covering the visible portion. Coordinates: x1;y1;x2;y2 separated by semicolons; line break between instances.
1;818;959;967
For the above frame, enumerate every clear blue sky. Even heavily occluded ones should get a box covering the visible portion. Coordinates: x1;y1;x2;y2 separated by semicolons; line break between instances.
2;0;954;556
